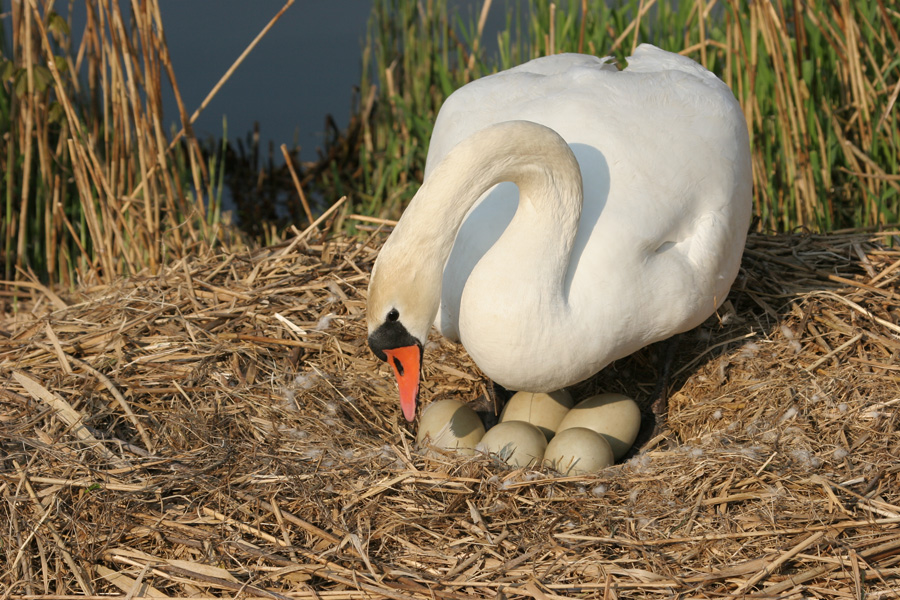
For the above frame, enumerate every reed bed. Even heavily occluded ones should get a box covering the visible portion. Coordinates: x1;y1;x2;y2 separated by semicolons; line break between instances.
2;220;899;599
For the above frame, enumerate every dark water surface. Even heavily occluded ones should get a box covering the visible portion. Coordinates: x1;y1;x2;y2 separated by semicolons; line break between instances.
2;0;508;203
156;1;371;161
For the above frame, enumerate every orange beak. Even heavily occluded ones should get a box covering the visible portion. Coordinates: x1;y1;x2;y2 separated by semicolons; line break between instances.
383;345;421;421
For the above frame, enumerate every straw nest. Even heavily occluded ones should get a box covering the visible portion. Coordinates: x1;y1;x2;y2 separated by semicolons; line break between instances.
2;223;899;600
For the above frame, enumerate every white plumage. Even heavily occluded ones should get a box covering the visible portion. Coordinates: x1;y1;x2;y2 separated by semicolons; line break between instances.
366;44;751;421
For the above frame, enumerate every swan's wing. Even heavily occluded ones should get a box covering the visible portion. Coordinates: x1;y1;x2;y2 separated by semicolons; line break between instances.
568;44;751;344
426;46;726;176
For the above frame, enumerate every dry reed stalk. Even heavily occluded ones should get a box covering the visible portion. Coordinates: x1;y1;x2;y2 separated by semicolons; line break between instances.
281;144;315;226
610;0;656;53
463;0;493;81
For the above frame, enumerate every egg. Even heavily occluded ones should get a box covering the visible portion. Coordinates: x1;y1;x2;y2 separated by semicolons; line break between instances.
544;427;614;475
417;399;485;455
477;421;547;468
499;389;573;440
557;393;642;459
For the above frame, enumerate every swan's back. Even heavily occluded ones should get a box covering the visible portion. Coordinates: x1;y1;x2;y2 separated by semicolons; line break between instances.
425;53;618;171
429;44;751;369
427;46;744;174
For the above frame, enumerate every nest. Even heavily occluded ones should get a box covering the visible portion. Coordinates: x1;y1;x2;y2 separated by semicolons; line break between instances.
2;224;899;600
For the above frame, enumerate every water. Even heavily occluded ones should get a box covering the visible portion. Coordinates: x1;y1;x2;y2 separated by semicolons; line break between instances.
156;1;371;162
155;0;506;159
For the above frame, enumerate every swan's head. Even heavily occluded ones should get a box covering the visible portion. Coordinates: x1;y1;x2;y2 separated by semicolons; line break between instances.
367;238;443;422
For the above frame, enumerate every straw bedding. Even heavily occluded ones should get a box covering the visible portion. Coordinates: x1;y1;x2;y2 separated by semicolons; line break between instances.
2;223;899;600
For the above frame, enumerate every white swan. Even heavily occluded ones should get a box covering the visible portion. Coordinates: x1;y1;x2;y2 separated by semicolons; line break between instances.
367;44;752;422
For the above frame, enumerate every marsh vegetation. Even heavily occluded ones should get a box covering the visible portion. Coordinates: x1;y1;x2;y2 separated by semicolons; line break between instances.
2;0;898;288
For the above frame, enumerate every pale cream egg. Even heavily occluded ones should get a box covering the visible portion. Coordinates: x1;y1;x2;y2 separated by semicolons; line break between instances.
416;399;485;455
476;420;547;467
557;393;641;459
544;427;614;475
499;389;573;440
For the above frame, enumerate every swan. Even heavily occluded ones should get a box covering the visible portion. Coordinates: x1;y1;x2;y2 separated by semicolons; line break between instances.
367;44;752;422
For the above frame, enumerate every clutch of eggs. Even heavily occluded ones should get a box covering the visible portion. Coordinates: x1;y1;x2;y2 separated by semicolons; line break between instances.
415;391;641;474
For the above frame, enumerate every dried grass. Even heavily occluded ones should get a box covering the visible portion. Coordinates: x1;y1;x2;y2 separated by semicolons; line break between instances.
2;226;899;599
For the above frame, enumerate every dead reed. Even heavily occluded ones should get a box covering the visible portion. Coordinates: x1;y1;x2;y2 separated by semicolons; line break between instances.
1;222;898;599
1;0;295;288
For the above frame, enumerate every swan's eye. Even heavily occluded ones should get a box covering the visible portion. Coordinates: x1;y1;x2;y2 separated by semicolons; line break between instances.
387;308;400;322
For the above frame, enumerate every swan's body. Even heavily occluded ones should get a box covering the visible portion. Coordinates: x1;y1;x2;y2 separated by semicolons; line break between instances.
367;45;751;421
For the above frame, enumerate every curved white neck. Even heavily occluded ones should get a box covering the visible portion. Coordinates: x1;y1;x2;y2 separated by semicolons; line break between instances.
379;120;583;317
